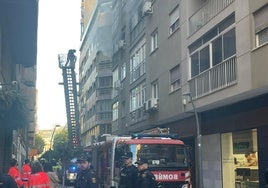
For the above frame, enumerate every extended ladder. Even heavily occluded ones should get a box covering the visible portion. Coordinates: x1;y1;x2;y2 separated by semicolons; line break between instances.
58;49;80;148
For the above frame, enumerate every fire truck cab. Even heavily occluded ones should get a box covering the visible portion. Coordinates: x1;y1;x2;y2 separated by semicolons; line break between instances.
91;133;192;188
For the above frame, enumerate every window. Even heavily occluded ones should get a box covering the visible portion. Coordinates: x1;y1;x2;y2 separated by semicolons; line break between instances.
151;30;158;52
113;67;119;87
254;4;268;46
121;63;126;80
170;65;181;92
190;45;211;77
99;76;112;87
112;101;119;121
222;129;259;188
169;5;180;34
152;81;158;99
130;40;146;83
189;15;236;78
130;82;146;112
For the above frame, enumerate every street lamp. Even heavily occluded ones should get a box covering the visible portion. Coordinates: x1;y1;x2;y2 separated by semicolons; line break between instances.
49;124;60;161
183;92;203;188
50;124;61;149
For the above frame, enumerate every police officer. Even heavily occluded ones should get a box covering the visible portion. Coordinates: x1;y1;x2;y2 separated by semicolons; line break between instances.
135;159;157;188
119;152;138;188
75;155;99;188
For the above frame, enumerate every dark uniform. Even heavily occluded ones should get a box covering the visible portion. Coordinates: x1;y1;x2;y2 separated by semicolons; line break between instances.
0;174;18;188
75;167;99;188
135;159;157;188
119;164;138;188
75;155;99;188
136;169;157;188
119;152;138;188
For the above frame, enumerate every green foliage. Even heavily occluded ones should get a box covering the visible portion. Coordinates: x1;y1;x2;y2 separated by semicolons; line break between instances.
53;129;83;163
0;88;29;129
33;134;45;154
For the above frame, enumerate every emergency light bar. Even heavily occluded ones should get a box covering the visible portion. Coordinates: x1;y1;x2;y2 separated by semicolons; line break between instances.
131;133;179;139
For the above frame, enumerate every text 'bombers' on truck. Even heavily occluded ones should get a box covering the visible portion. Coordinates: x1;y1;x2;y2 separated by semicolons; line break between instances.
89;133;192;188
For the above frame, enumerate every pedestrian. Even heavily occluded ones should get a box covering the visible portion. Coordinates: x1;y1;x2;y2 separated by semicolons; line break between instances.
135;158;157;188
8;159;23;188
118;152;138;188
21;159;31;188
245;152;257;166
43;162;60;188
0;171;18;188
74;155;99;188
28;160;50;188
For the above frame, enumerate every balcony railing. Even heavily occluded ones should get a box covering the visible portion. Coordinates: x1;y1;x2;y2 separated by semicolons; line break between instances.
189;0;235;35
129;107;147;125
189;56;237;99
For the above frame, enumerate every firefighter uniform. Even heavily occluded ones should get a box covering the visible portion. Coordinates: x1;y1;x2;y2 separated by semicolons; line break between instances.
21;162;31;188
28;172;50;188
8;166;23;188
136;169;157;188
74;168;99;188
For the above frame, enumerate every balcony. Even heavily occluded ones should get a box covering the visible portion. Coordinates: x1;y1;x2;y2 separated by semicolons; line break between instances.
129;107;147;125
189;0;234;35
189;55;237;99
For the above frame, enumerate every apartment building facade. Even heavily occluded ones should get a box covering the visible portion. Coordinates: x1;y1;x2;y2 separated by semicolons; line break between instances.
79;0;268;187
109;0;268;187
0;0;38;172
79;0;113;146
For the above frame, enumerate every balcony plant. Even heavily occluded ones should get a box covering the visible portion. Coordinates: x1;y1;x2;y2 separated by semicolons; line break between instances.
0;88;29;129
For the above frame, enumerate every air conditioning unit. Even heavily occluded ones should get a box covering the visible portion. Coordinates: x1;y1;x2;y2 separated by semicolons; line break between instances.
114;80;121;89
118;40;126;49
142;1;153;16
145;98;159;111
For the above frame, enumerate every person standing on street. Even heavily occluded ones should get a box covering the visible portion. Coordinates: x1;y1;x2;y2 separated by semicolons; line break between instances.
0;171;18;188
21;159;31;188
43;162;60;188
118;152;138;188
28;160;50;188
8;159;23;188
75;155;99;188
135;159;157;188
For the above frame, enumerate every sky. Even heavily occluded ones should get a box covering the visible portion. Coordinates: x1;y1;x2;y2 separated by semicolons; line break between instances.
36;0;81;130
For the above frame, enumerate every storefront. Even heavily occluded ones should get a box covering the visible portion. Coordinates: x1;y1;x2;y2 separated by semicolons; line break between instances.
222;129;259;188
200;94;268;188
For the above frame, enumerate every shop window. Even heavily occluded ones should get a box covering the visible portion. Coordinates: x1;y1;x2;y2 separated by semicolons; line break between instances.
221;129;259;188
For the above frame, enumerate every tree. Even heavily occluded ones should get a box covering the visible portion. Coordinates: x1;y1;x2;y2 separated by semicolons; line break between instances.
33;134;45;154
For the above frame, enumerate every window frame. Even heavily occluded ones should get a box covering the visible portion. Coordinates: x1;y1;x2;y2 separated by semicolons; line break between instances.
170;65;181;92
189;27;236;78
169;5;180;35
151;29;158;53
130;83;146;112
254;4;268;47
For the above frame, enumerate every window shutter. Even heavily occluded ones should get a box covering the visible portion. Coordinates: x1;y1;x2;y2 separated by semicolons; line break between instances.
254;4;268;33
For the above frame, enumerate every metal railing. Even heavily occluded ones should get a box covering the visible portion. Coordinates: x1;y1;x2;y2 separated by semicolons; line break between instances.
189;0;235;35
189;56;237;99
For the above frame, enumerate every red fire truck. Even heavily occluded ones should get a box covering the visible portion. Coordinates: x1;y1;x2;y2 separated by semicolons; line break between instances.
90;133;192;188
